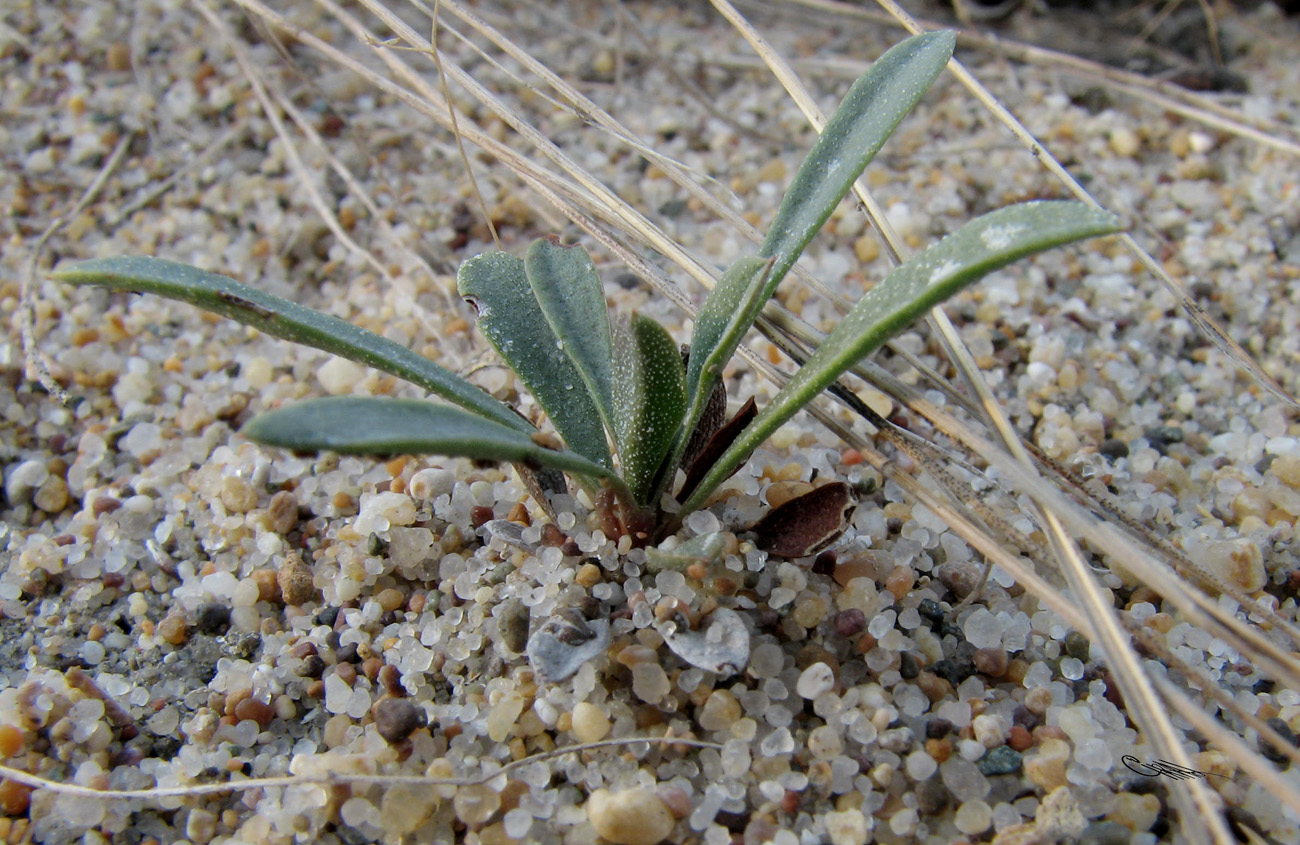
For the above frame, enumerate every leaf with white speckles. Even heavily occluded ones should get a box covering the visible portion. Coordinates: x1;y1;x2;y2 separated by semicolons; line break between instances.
758;31;957;295
241;397;621;483
525;237;618;445
683;202;1122;513
611;313;686;507
52;256;532;434
458;250;613;470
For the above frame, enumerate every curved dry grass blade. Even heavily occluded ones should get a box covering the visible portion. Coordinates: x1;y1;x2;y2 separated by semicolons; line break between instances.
242;397;620;485
457;250;613;469
52;256;529;434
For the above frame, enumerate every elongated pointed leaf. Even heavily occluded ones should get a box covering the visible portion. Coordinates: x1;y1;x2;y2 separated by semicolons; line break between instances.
525;237;617;441
458;251;613;469
52;256;532;433
242;397;622;484
612;313;687;506
682;201;1123;513
664;256;771;503
759;31;956;295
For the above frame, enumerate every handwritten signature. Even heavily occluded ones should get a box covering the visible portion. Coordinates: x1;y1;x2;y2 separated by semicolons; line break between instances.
1121;755;1231;781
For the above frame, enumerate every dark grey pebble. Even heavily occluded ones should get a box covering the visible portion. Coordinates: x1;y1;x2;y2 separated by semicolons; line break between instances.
195;604;231;635
374;697;427;744
977;745;1023;776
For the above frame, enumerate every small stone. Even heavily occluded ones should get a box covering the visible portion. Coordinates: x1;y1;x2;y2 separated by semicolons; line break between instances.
380;784;439;836
853;234;880;263
186;808;217;843
792;594;829;629
571;702;611;744
973;647;1009;678
1106;792;1161;832
487;693;527;742
277;553;316;606
0;778;32;815
661;607;749;677
883;565;915;600
574;562;601;588
156;613;188;645
1063;631;1090;661
106;41;132;72
835;608;866;637
977;745;1022;775
0;725;24;758
1109;127;1140;157
220;477;259;513
195;603;231;635
796;662;836;699
586;787;676;845
526;613;610;683
251;569;280;603
698;689;742;732
318;357;365;394
938;562;983;600
1270;455;1300;488
824;809;869;845
374;697;427;744
632;663;671;704
267;490;299;534
955;799;992;835
1024;738;1070;791
454;783;501;826
233;697;275;728
1204;539;1266;593
973;713;1006;748
33;476;69;513
1008;725;1033;751
375;588;405;612
1078;821;1132;845
915;777;949;815
925;737;953;763
497;599;530;654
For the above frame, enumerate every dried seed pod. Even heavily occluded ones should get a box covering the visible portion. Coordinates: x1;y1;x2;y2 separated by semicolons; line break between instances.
751;481;855;558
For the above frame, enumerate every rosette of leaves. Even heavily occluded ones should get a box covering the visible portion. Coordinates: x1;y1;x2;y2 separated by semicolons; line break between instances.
52;30;1119;543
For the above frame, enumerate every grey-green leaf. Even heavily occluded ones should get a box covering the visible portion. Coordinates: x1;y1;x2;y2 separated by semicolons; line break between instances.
759;30;956;296
525;237;616;441
242;397;621;484
668;256;772;502
682;201;1123;512
611;313;687;507
51;256;531;433
458;251;613;469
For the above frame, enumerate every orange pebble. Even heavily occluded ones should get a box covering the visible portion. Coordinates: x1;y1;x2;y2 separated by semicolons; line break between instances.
0;725;22;758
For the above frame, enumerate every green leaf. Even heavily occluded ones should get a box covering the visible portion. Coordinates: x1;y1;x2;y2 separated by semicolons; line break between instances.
242;397;623;485
524;237;617;441
51;256;530;434
611;313;687;506
458;251;613;469
666;256;771;502
682;201;1123;513
759;30;956;295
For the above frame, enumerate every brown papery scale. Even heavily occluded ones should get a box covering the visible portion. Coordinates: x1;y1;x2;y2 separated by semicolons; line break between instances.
751;481;856;558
